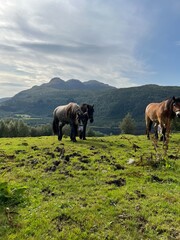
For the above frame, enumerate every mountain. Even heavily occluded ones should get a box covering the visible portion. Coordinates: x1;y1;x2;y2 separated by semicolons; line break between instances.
0;77;115;117
0;97;11;103
40;77;115;90
0;78;179;134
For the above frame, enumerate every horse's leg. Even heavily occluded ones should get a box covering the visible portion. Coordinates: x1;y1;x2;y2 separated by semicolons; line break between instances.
83;122;87;140
70;123;77;142
74;124;78;137
154;123;158;140
70;123;73;141
78;123;84;139
52;117;59;135
79;130;83;139
145;117;152;140
160;126;166;142
58;122;64;141
166;118;171;141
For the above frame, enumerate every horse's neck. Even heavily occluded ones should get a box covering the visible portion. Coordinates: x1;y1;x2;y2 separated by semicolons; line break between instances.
164;99;175;118
164;99;171;111
81;105;88;113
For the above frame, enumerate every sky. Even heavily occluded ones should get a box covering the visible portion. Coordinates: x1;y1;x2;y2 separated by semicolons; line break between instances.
0;0;180;98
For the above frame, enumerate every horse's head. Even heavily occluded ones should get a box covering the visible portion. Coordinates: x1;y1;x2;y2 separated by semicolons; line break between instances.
172;96;180;118
87;104;94;123
81;104;94;123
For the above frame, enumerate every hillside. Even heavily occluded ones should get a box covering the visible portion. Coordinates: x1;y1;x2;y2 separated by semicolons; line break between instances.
0;97;11;103
0;134;180;239
0;78;180;133
0;78;114;118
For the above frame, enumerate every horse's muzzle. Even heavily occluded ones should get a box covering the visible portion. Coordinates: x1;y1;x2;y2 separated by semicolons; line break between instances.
176;111;180;118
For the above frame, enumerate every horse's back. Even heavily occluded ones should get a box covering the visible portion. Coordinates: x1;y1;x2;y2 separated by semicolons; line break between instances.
54;105;66;116
66;102;80;114
53;102;81;123
53;104;70;122
146;102;158;115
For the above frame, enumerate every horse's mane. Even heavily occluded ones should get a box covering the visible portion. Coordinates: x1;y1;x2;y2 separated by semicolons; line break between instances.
80;104;88;112
164;98;173;111
164;96;179;118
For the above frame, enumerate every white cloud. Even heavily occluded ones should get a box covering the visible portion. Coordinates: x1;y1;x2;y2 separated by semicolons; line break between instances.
0;0;158;97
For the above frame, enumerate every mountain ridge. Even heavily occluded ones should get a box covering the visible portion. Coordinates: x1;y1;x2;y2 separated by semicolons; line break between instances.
0;77;179;133
36;77;115;91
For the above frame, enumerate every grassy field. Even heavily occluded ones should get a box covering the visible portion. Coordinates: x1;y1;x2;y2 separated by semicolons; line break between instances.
0;134;180;240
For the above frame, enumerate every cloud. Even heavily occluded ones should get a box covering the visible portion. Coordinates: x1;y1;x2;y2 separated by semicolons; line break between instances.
19;41;117;56
0;0;156;97
0;82;26;87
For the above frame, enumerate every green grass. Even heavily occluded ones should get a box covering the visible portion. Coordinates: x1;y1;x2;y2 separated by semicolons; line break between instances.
0;134;180;240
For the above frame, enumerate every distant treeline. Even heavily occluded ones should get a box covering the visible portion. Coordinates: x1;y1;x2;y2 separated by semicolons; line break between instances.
0;119;52;138
0;118;179;138
0;119;105;138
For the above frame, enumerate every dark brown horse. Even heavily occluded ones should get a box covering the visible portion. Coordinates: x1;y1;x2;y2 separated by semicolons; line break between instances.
145;96;180;141
52;102;83;142
79;104;94;140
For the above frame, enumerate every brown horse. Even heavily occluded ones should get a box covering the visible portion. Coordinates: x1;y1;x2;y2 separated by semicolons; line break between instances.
145;96;180;141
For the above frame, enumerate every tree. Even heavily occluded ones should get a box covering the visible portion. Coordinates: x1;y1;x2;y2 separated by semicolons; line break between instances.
17;120;30;137
119;113;136;134
0;119;52;138
0;120;7;137
171;118;180;132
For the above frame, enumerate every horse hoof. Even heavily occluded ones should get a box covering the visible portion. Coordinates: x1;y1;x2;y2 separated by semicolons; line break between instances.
160;136;165;141
71;138;77;142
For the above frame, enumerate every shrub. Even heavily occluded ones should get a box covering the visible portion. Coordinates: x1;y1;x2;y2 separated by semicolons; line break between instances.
119;113;136;134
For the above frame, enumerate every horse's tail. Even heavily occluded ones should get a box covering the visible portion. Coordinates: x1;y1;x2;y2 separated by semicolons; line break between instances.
52;114;59;135
145;118;152;133
145;108;152;135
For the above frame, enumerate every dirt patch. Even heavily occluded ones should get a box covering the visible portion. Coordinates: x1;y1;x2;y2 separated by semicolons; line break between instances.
52;214;73;232
113;163;125;170
106;178;126;187
31;146;39;151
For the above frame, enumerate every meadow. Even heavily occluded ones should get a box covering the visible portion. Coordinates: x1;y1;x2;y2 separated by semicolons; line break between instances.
0;134;179;240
